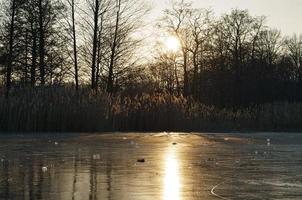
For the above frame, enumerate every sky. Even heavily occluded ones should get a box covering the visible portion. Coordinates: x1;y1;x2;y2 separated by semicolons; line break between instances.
148;0;302;36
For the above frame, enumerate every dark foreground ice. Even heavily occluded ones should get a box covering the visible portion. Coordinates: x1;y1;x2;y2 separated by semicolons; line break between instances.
0;132;302;200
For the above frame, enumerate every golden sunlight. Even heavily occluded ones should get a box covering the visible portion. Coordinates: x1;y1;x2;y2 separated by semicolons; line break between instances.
165;36;181;52
163;147;181;200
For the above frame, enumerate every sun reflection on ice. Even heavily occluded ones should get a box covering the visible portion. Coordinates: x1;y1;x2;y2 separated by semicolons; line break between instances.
164;147;181;200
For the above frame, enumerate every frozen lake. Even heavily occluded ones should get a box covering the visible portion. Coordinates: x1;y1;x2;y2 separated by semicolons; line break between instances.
0;132;302;200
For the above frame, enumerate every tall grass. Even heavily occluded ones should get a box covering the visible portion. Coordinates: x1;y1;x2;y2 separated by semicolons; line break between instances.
1;87;302;132
0;87;110;132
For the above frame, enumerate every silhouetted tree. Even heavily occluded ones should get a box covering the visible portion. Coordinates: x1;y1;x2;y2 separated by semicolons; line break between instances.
5;0;17;97
162;0;192;96
65;0;79;90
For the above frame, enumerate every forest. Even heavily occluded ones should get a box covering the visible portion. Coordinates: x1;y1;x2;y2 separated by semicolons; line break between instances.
1;0;302;132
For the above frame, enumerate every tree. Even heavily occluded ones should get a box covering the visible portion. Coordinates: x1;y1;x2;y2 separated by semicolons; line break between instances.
65;0;79;90
38;0;46;85
187;9;213;98
5;0;17;96
162;0;192;96
216;9;264;106
284;34;302;81
81;0;148;92
90;0;100;89
106;0;120;93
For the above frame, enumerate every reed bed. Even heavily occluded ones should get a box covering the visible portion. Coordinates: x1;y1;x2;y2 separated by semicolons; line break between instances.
1;87;302;132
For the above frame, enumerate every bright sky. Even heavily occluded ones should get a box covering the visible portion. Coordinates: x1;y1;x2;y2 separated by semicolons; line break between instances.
148;0;302;36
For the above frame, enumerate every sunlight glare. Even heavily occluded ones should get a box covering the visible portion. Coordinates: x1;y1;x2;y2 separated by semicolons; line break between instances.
164;148;181;200
165;36;181;52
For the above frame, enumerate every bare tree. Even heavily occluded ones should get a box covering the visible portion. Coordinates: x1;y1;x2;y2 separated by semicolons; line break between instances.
30;9;38;86
260;29;282;65
90;0;100;89
38;0;46;85
284;34;302;80
106;0;121;93
187;9;213;97
6;0;17;97
65;0;79;90
162;0;192;96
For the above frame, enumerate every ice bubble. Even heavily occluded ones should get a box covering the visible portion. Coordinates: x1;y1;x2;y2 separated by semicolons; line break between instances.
93;154;101;160
42;166;48;172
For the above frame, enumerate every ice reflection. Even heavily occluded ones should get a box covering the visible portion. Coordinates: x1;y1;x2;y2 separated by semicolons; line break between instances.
1;133;302;200
163;147;181;200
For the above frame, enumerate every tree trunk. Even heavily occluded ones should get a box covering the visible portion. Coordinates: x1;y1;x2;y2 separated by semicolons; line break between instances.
174;63;180;95
71;0;79;91
6;0;16;97
24;31;29;84
183;50;189;96
96;14;104;88
91;0;100;89
107;0;121;94
38;0;46;85
31;25;37;87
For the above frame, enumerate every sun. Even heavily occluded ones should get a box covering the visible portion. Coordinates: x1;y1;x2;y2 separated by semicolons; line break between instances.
165;36;181;52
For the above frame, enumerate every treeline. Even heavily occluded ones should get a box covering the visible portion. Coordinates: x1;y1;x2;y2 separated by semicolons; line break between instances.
0;0;147;94
0;0;302;112
150;1;302;107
